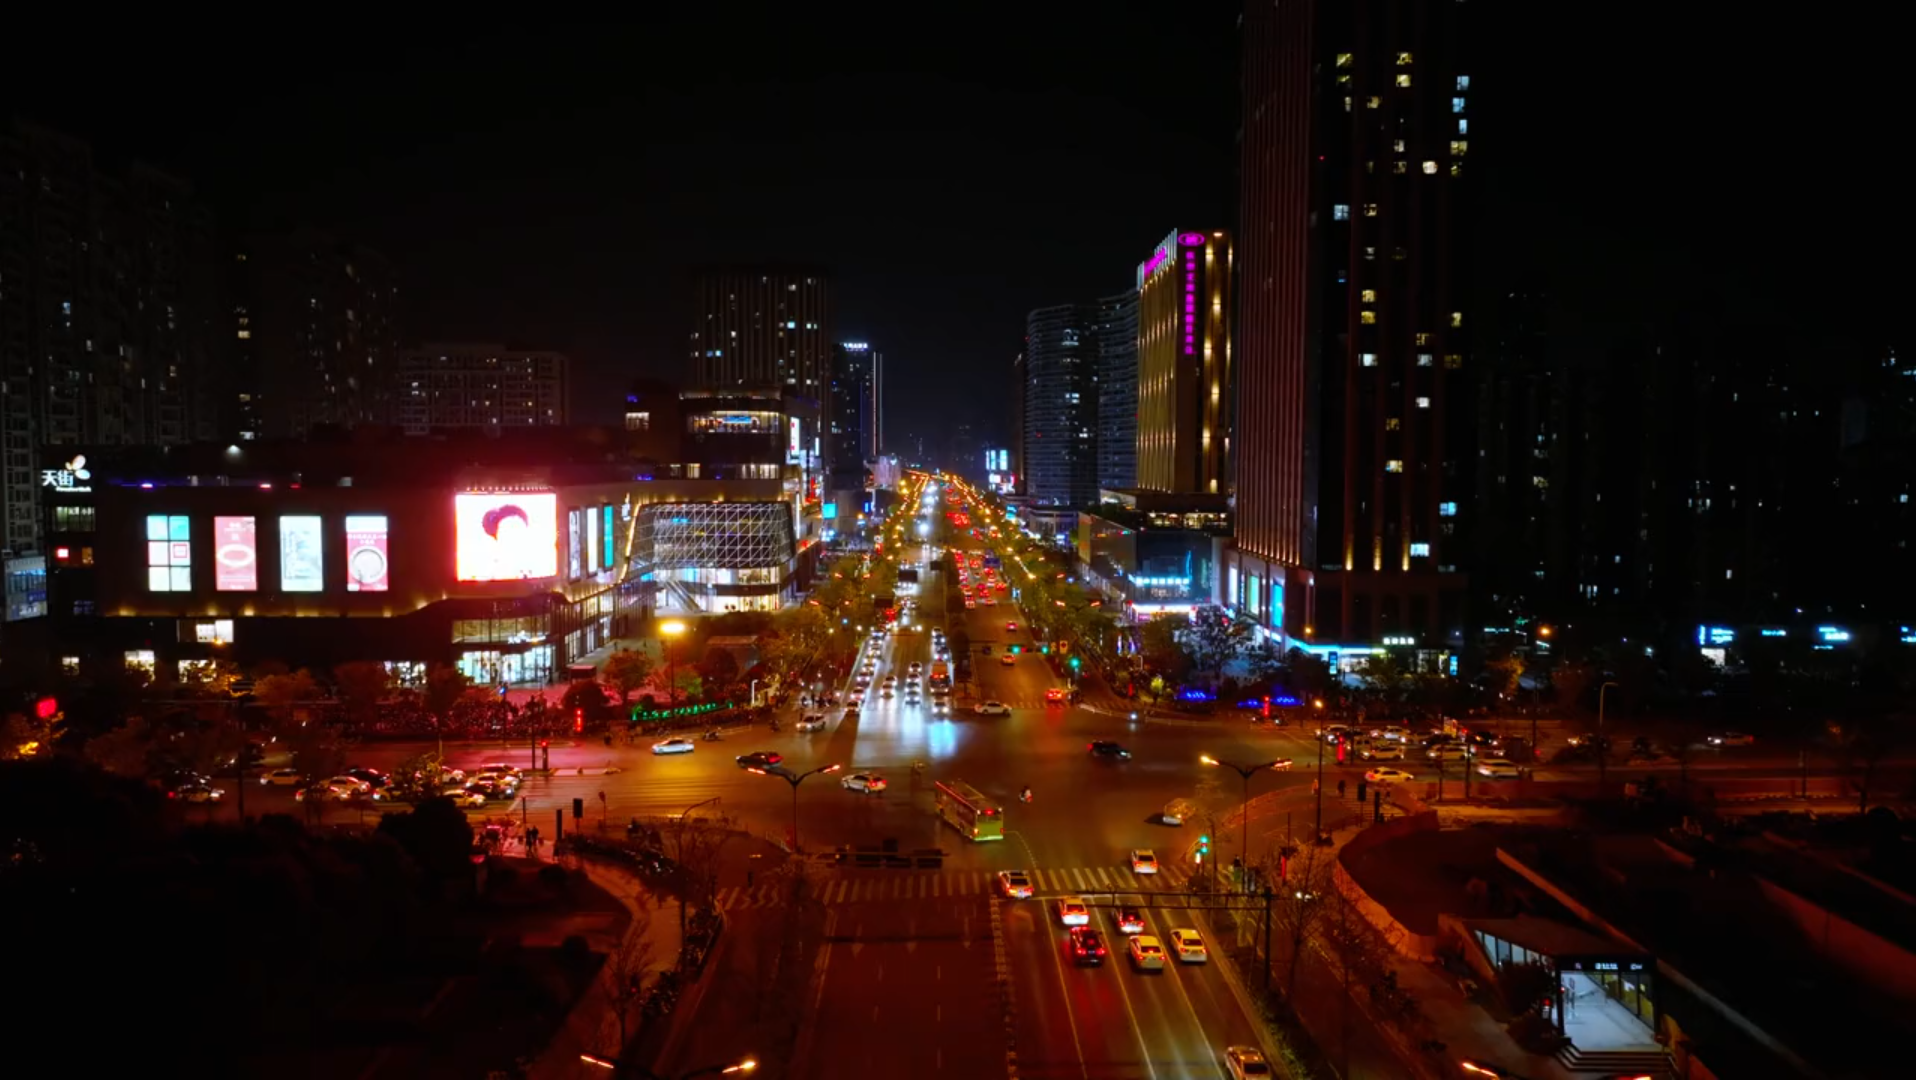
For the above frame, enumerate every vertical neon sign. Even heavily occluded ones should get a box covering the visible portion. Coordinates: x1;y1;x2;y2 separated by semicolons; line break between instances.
1180;232;1204;357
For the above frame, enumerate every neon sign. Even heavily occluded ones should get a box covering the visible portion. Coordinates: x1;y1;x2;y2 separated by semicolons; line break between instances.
1179;232;1207;245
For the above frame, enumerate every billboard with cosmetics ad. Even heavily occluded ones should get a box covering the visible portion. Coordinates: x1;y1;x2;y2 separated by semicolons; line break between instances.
455;492;558;582
344;515;390;592
213;515;258;591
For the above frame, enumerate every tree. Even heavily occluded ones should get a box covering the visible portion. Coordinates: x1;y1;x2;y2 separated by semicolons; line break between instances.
699;647;743;700
376;797;475;893
604;911;656;1052
278;717;349;784
672;668;704;704
3;706;62;760
1359;654;1411;698
1258;839;1338;998
1283;648;1332;702
1484;652;1526;703
601;649;655;705
253;668;321;726
387;751;458;803
1139;613;1194;685
85;717;158;777
561;679;614;722
1185;606;1254;680
422;664;471;732
1244;637;1286;685
1830;715;1900;813
332;661;392;728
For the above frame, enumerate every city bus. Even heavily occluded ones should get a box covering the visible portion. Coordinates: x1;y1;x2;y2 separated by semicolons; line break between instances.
934;780;1005;842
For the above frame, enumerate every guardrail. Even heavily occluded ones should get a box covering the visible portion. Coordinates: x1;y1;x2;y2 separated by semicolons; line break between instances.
828;843;947;869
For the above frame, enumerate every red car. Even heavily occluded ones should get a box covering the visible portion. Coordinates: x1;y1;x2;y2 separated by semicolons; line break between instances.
1005;621;1019;631
1068;927;1108;966
1045;688;1067;704
1115;905;1146;935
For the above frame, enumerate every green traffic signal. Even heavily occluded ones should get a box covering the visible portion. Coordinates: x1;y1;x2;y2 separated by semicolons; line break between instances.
1069;656;1081;669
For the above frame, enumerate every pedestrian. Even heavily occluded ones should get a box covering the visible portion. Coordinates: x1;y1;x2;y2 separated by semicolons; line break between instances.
1337;777;1347;799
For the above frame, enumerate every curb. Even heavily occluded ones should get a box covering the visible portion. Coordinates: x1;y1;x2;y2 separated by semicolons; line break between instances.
988;902;1019;1080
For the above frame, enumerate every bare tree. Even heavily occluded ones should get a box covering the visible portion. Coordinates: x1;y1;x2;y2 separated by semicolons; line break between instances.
1256;839;1338;998
603;908;655;1053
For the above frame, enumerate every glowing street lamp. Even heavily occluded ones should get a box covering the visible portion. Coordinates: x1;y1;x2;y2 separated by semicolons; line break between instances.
661;619;688;710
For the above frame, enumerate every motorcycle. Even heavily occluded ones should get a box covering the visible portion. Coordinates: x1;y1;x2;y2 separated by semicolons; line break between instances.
1020;787;1033;804
702;729;722;742
768;719;782;733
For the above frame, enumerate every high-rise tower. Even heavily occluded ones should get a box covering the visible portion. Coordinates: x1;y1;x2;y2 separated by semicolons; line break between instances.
1136;229;1233;495
689;267;832;393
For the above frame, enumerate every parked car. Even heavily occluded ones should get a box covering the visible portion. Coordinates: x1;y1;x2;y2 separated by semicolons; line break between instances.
1475;758;1521;779
261;768;303;787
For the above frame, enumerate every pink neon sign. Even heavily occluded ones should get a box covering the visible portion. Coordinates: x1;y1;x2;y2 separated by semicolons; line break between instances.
1179;232;1207;246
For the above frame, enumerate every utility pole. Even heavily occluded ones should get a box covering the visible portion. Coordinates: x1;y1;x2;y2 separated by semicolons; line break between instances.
1313;699;1327;842
1597;680;1619;791
1202;754;1288;890
1262;886;1274;992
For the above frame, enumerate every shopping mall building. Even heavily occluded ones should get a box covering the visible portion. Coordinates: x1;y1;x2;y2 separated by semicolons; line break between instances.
34;437;822;685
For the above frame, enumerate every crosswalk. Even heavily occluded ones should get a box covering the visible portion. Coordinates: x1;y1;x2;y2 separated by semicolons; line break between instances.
714;863;1199;910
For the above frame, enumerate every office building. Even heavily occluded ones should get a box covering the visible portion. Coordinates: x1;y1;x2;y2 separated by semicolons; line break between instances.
1022;304;1101;507
689;267;832;393
233;229;400;441
0;121;224;560
1010;350;1028;494
830;341;881;468
393;344;569;435
1137;230;1232;495
1095;291;1141;492
1232;0;1474;653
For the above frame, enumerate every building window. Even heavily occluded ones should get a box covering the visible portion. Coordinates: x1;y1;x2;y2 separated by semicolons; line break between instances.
1444;353;1464;369
1458;118;1469;135
1410;542;1431;557
1397;51;1413;65
1450;140;1469;156
1450;311;1464;328
1336;52;1352;67
1367;96;1381;109
1452;96;1466;114
1393;139;1406;153
1392;160;1408;174
1417;353;1434;367
146;514;191;592
1386;417;1401;431
1385;460;1404;474
54;505;96;532
1396;73;1412;87
1363;203;1378;217
624;411;651;431
1415;332;1432;346
1360;310;1377;325
1451;162;1465;178
1360;353;1379;367
1334;203;1350;221
1360;289;1377;303
1457;76;1471;91
1440;501;1458;517
1422;160;1438;175
1416;396;1431;409
1364;246;1377;261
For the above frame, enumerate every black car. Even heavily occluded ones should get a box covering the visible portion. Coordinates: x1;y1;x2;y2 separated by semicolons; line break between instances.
345;767;391;790
736;751;784;770
1088;740;1132;760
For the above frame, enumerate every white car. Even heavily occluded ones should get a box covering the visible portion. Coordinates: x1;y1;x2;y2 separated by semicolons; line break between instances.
841;772;888;794
261;768;303;787
1168;929;1208;963
796;714;828;732
976;701;1010;716
441;786;489;808
1130;849;1159;874
1225;1045;1273;1079
1475;758;1521;779
1056;896;1090;926
1365;767;1416;785
1128;935;1167;971
652;737;696;755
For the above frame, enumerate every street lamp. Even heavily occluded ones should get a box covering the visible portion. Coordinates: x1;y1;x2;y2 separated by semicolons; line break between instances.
1597;680;1620;789
661;620;688;711
1202;755;1291;891
750;763;841;853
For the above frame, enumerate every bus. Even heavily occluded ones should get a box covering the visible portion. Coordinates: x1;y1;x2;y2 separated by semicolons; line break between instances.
934;780;1005;842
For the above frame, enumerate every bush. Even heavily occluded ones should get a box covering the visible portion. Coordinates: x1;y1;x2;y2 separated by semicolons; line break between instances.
538;863;570;891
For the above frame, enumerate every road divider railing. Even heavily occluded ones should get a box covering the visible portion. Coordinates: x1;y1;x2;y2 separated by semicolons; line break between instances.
829;842;947;869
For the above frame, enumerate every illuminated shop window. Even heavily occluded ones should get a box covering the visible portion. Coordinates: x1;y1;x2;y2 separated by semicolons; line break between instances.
145;514;191;592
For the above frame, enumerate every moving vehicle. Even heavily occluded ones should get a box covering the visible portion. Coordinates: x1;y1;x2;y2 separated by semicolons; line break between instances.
1128;935;1167;971
1360;742;1404;761
297;777;370;802
1161;798;1197;826
169;781;224;804
1225;1046;1273;1079
1088;740;1132;760
1365;767;1415;785
1005;621;1019;632
975;701;1011;716
1115;905;1146;934
996;870;1034;899
1044;687;1067;703
1168;929;1208;963
261;768;303;786
934;779;1006;842
652;737;696;755
1475;758;1521;779
1068;927;1108;966
1055;896;1090;926
1130;849;1159;874
796;714;828;732
1708;731;1755;747
841;772;888;794
999;654;1016;666
736;751;783;770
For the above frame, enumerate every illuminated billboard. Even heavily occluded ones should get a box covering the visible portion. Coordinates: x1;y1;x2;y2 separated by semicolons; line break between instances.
213;516;258;591
344;515;389;592
455;492;558;582
568;508;582;579
279;515;324;592
602;505;616;570
585;503;599;572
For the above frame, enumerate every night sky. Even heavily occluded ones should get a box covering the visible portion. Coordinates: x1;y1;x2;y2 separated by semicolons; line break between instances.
7;8;1904;442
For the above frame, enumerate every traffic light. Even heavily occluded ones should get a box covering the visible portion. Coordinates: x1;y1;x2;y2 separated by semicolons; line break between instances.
1068;656;1081;670
571;797;584;820
1197;834;1211;863
1009;644;1021;654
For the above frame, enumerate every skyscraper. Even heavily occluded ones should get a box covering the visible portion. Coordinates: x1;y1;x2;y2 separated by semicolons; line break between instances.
830;342;881;463
234;229;400;440
1023;304;1101;507
1137;229;1233;495
1095;290;1141;492
0;121;224;555
394;344;570;434
689;267;832;393
1234;0;1474;647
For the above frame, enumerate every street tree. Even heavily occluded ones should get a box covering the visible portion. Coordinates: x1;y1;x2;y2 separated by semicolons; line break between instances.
1484;652;1526;703
2;707;62;760
603;911;656;1053
422;664;471;733
1283;648;1332;702
84;717;158;777
561;679;614;723
1139;613;1194;685
600;649;655;705
1258;840;1339;998
1244;637;1286;685
253;668;321;726
331;661;392;729
1185;606;1255;681
1359;654;1411;698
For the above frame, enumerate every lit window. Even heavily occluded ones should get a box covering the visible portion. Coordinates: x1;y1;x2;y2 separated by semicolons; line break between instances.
1393;139;1405;152
1417;353;1433;367
1337;73;1351;86
1397;51;1413;65
1416;396;1431;409
236;329;251;340
1458;119;1468;135
1360;353;1378;367
1396;74;1412;87
1336;52;1352;67
1360;288;1377;303
1457;76;1470;91
1410;542;1431;557
1422;160;1438;174
1452;96;1466;114
1334;203;1350;221
1386;417;1401;431
1360;310;1377;325
145;514;191;592
1393;247;1408;260
1451;162;1464;178
1444;354;1463;369
1364;246;1376;261
1392;160;1408;174
1534;476;1549;489
1385;460;1404;474
1439;501;1458;517
1450;140;1469;156
1363;203;1378;217
1344;95;1353;112
1450;311;1464;327
1367;96;1381;109
1414;332;1432;346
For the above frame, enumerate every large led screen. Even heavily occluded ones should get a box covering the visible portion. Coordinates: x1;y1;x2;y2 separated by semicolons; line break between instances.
585;504;599;573
456;492;558;582
568;508;583;580
279;515;324;592
602;505;616;570
214;516;258;591
345;515;389;592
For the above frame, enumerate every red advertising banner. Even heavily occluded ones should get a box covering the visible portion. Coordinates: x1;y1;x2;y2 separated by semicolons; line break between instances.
345;515;389;592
